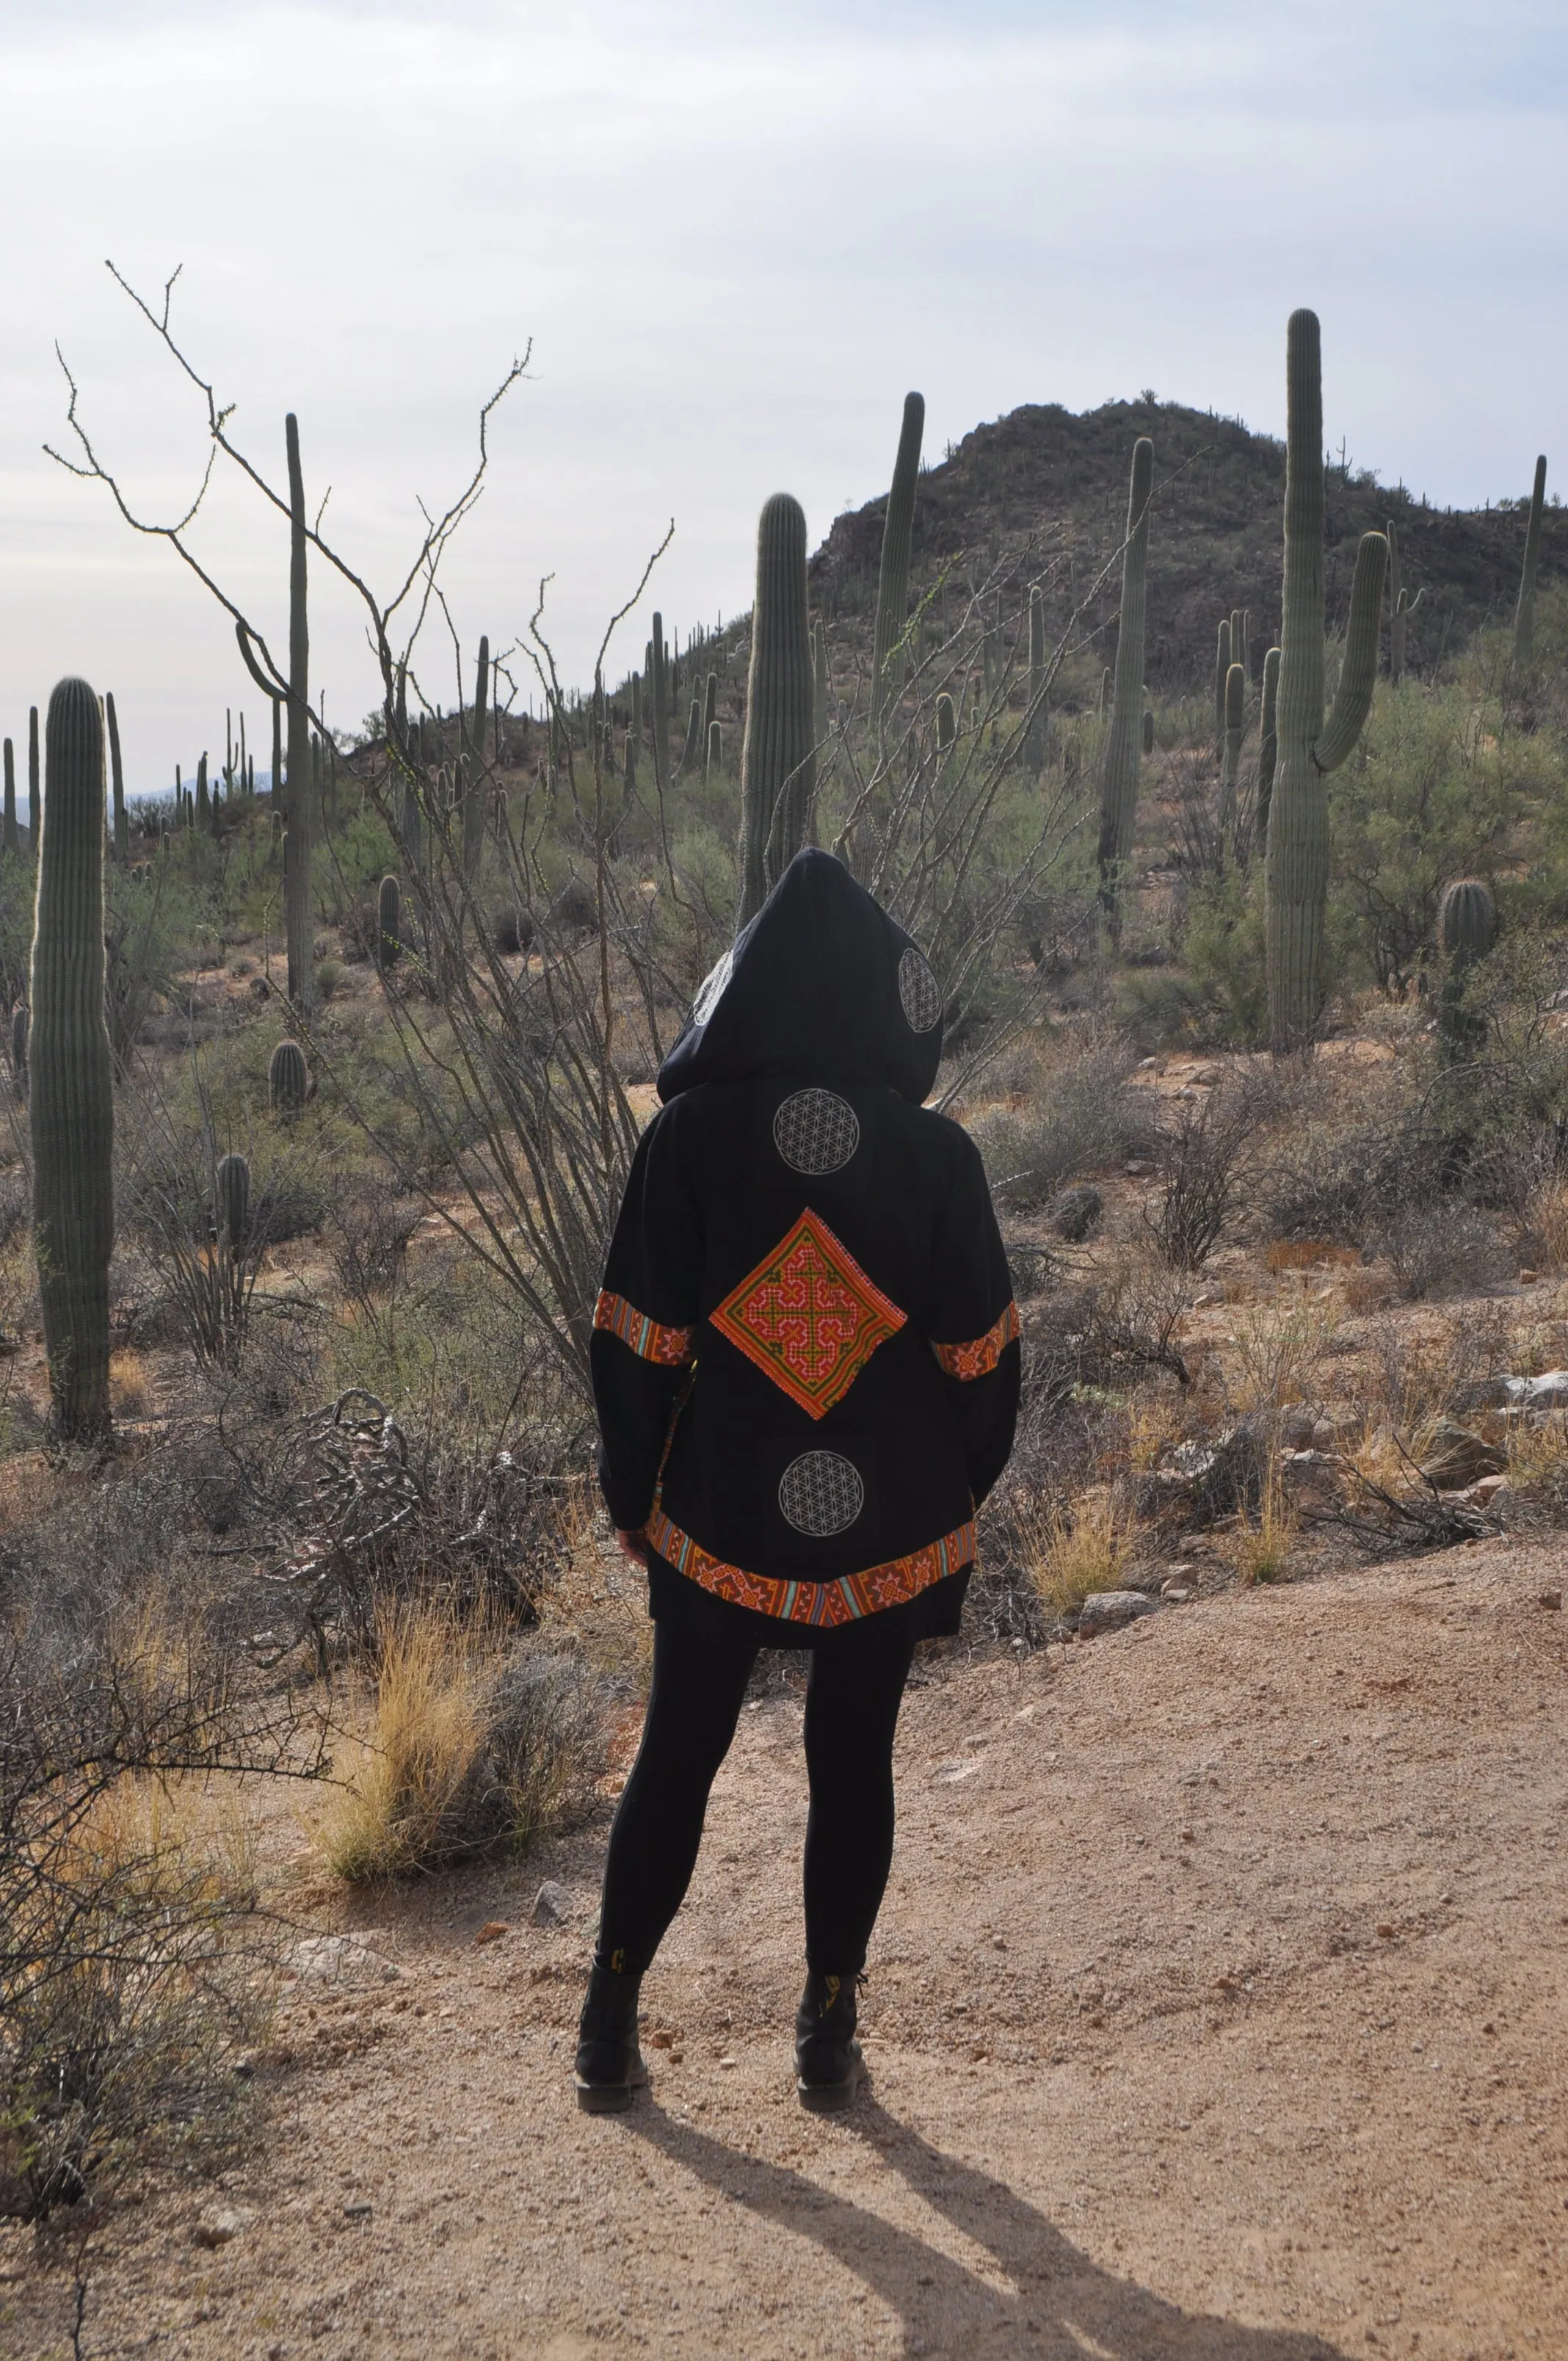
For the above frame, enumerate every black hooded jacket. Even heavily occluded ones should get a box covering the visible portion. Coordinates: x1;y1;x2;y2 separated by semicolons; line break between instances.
591;851;1020;1647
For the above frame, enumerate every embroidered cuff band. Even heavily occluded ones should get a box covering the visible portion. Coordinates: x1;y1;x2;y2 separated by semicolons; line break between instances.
932;1301;1021;1380
593;1289;695;1367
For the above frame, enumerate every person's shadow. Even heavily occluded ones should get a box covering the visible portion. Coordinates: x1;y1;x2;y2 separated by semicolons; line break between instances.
625;2092;1348;2358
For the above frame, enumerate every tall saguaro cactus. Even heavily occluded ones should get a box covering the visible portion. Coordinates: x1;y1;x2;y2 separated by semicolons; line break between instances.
872;392;925;728
106;694;129;865
1095;436;1155;930
1024;584;1047;779
1219;662;1246;846
462;634;490;878
650;613;672;791
1512;454;1548;667
2;741;16;857
737;493;816;930
1265;310;1388;1052
30;679;115;1441
283;413;316;1012
27;707;40;853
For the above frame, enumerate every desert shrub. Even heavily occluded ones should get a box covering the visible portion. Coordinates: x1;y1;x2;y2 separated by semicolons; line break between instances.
1226;1295;1340;1412
1373;1202;1512;1301
321;1609;604;1882
973;1023;1146;1205
1146;1070;1277;1269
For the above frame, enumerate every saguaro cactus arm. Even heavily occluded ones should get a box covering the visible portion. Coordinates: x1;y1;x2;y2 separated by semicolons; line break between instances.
1315;532;1390;773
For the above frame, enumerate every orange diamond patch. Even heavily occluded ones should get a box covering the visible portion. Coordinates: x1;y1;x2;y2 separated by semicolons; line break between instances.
710;1209;906;1419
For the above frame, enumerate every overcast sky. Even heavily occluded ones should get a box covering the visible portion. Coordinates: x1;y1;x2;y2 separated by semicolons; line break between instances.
1;0;1564;791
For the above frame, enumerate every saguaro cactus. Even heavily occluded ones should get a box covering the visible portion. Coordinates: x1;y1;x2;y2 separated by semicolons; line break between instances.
1141;708;1155;757
872;392;925;727
377;874;402;971
1213;618;1231;744
1512;454;1548;667
462;634;489;878
1024;584;1047;779
680;697;703;774
1095;436;1155;929
1256;645;1282;849
812;618;830;751
106;694;129;865
27;708;39;853
269;1037;309;1114
650;614;671;791
283;413;317;1012
1265;310;1388;1052
737;493;815;929
2;740;16;857
1219;661;1245;845
1386;519;1423;683
30;678;114;1440
1437;877;1498;1060
705;719;722;779
214;1151;250;1253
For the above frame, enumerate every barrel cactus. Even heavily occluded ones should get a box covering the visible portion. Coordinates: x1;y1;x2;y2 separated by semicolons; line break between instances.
1512;454;1548;667
30;679;115;1440
872;392;924;728
1265;310;1388;1051
738;493;815;929
214;1151;250;1254
268;1037;309;1114
377;874;402;971
1438;877;1498;962
1095;436;1154;930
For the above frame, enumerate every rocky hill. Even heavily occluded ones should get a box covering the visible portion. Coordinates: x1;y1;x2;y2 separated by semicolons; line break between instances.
807;394;1562;697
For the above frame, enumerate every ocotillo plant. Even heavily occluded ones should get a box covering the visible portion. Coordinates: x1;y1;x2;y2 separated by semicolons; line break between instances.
214;1151;250;1253
1265;310;1388;1051
106;694;128;865
1;740;16;856
650;613;671;790
1219;661;1246;846
1256;646;1282;849
872;391;925;728
269;1037;308;1113
1512;454;1548;667
31;678;115;1441
377;874;402;971
738;493;815;929
27;708;39;853
462;635;490;878
283;413;316;1012
1095;436;1155;931
1025;584;1047;780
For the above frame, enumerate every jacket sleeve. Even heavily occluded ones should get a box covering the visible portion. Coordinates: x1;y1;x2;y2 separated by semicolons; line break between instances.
591;1104;704;1532
926;1126;1020;1510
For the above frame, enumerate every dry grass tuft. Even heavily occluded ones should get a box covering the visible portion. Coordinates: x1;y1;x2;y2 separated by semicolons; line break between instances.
1030;1486;1139;1617
109;1346;150;1418
320;1606;603;1884
1230;1450;1297;1585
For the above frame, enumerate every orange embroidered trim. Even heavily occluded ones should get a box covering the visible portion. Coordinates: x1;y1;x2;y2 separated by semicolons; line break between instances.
709;1208;906;1420
644;1507;976;1629
932;1301;1020;1380
593;1288;694;1368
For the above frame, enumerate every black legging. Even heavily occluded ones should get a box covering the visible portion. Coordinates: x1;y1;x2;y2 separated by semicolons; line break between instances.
596;1617;916;1979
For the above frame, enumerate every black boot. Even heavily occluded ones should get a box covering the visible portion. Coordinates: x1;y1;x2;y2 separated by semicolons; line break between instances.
573;1962;649;2114
795;1971;864;2112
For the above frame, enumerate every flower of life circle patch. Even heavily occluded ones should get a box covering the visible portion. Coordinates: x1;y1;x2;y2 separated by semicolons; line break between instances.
898;946;942;1033
778;1450;865;1537
692;947;734;1026
772;1087;860;1176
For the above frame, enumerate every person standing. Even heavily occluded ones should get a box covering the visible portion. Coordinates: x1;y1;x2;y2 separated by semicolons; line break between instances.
578;850;1020;2112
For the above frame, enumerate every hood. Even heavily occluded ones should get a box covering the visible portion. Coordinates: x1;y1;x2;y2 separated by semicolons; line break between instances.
657;848;943;1106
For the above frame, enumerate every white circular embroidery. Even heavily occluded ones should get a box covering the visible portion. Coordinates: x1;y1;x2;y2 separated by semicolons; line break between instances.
773;1087;860;1176
691;946;734;1026
898;946;942;1033
778;1451;865;1538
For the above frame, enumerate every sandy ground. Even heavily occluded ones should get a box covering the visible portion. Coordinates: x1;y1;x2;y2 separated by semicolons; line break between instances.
4;1537;1566;2361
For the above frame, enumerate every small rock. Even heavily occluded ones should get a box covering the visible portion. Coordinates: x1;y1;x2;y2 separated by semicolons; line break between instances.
1278;1405;1318;1451
531;1880;572;1927
1539;1589;1563;1611
1418;1420;1506;1490
1047;1183;1103;1242
1509;1369;1568;1412
285;1934;399;1987
1519;1268;1539;1284
1123;1158;1152;1178
342;2199;373;2220
1138;1055;1158;1070
1077;1589;1160;1639
193;2206;250;2249
1161;1585;1193;1603
473;1921;510;1947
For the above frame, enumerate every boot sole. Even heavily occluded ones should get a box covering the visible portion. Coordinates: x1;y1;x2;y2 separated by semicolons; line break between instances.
575;2077;637;2114
796;2075;860;2113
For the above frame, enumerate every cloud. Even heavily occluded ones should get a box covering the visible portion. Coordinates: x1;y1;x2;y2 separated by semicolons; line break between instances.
0;0;1562;783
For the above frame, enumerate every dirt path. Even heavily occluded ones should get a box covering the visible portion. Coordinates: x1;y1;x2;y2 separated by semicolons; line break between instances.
7;1539;1567;2360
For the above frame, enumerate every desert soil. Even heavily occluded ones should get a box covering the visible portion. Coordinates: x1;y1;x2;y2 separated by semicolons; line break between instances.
4;1537;1566;2361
